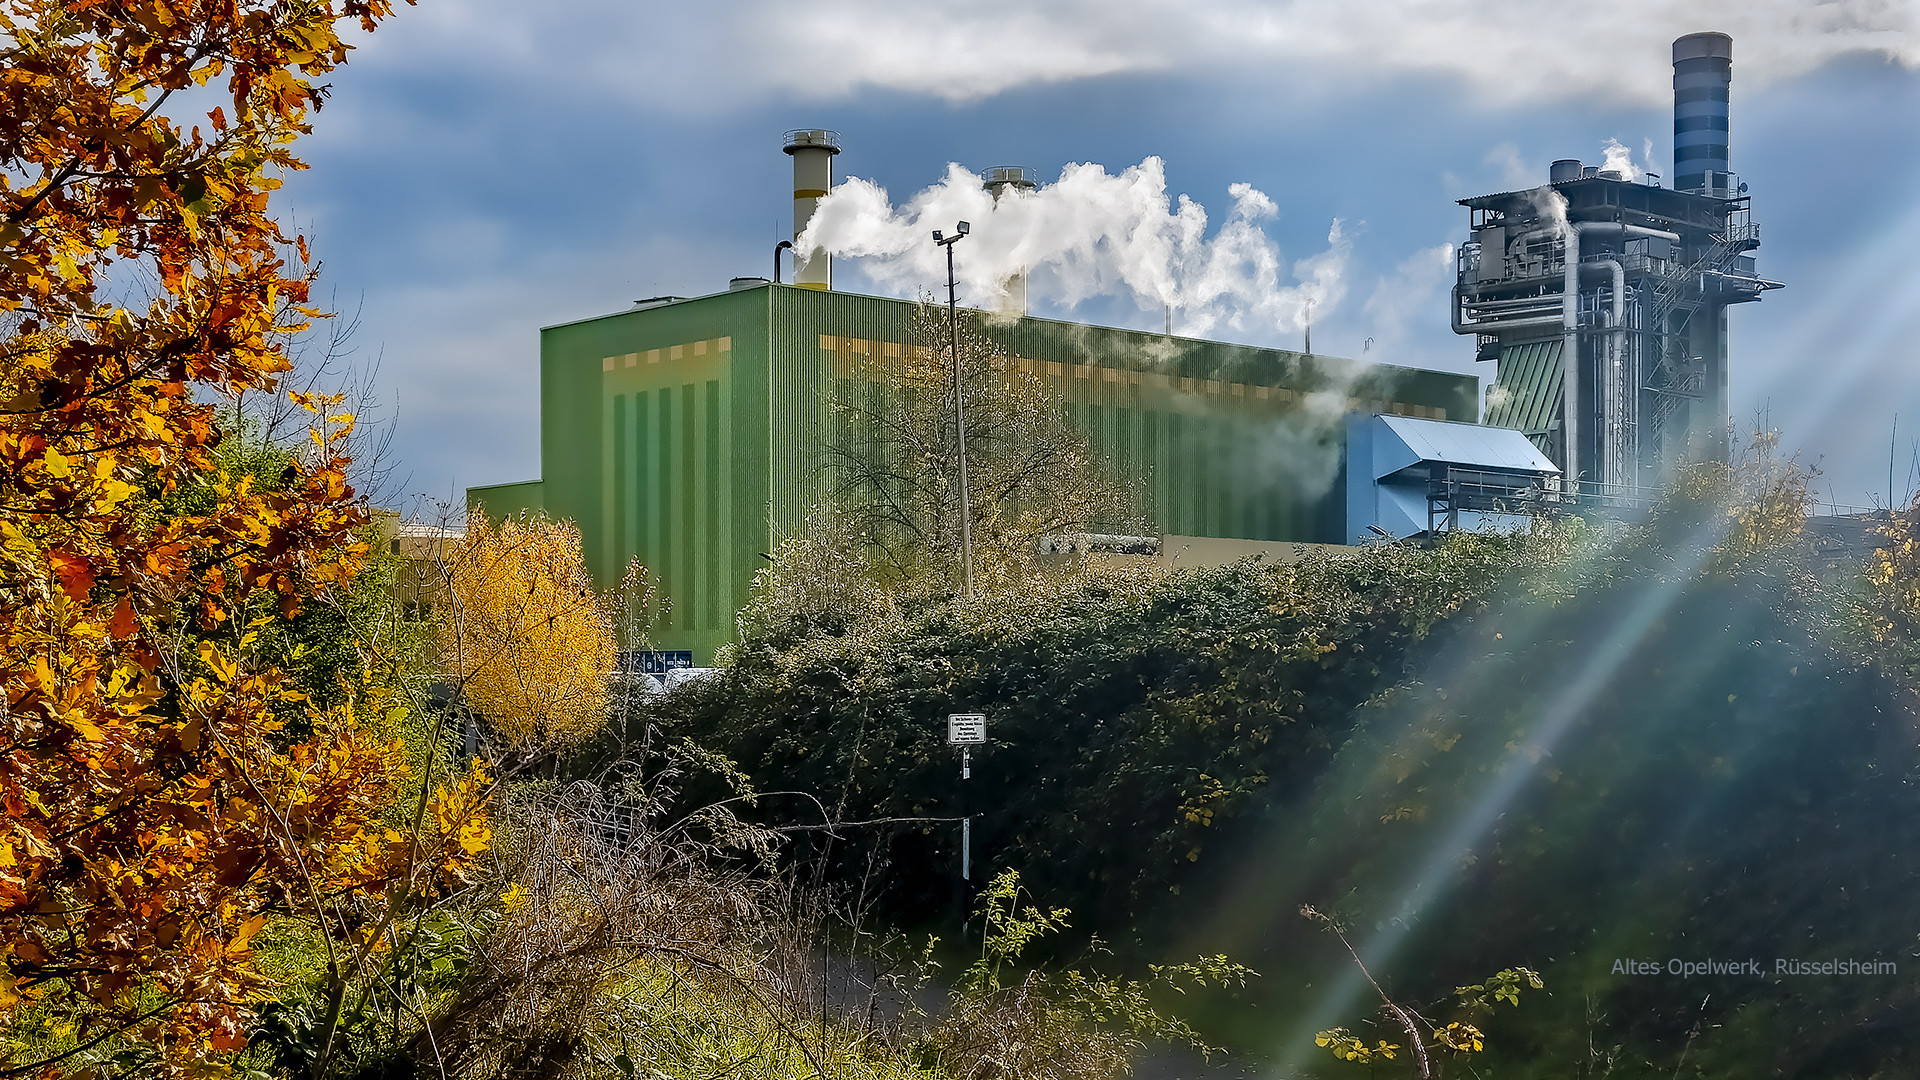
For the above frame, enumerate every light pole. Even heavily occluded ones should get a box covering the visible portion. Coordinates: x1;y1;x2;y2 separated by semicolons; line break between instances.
932;221;975;601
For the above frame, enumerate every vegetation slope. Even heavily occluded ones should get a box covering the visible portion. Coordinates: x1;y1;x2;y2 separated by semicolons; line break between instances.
667;452;1920;1080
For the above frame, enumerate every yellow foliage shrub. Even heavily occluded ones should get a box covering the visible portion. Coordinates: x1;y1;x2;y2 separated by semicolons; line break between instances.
440;511;615;751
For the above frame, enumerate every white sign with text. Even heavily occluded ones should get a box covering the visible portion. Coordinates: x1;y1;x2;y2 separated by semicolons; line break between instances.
947;713;987;745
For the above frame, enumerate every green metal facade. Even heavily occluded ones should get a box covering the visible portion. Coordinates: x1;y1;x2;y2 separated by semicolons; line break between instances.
1484;339;1565;441
469;284;1477;663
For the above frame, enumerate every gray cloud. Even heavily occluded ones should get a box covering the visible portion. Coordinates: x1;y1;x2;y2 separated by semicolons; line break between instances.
355;0;1917;108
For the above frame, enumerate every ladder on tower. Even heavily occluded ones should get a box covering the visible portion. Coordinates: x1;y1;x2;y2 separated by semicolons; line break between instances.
1642;224;1754;438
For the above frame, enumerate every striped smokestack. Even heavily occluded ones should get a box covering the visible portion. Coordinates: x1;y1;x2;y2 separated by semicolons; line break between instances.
1672;32;1732;194
784;129;841;290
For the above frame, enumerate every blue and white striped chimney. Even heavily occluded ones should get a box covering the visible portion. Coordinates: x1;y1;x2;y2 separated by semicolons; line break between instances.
1672;32;1733;194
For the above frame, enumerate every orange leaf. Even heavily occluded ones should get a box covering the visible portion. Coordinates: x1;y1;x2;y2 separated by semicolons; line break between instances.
108;596;138;639
50;551;95;601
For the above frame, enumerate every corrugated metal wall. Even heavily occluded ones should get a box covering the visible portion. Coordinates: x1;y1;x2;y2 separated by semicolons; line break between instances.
788;291;1469;544
534;289;769;663
1485;338;1565;460
500;285;1477;662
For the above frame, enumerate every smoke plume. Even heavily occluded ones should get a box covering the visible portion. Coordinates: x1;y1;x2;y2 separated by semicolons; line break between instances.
1600;138;1642;181
1526;184;1572;240
797;158;1348;342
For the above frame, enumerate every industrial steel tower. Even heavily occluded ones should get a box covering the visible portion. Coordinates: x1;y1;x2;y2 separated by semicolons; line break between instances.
1452;32;1781;490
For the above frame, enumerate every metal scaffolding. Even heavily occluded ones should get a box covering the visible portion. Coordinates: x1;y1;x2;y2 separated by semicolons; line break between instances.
1451;175;1779;487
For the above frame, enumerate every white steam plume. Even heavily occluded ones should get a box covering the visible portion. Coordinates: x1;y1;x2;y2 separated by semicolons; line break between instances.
1600;138;1642;181
797;158;1348;342
1526;184;1572;240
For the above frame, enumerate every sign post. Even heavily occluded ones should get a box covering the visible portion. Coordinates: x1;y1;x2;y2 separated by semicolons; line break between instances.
946;714;986;885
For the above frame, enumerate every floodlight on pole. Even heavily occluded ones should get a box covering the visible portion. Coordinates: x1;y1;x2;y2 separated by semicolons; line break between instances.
933;221;976;601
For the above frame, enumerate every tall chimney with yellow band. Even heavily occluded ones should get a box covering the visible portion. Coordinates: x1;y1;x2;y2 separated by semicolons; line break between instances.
783;129;841;290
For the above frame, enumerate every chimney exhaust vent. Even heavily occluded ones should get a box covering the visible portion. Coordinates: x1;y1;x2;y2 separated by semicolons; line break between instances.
1672;32;1732;193
983;165;1038;315
784;129;842;290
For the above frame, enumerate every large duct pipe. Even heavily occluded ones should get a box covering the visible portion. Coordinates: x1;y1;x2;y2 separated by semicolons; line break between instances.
1449;299;1561;335
1591;258;1629;487
1673;33;1732;194
1517;220;1679;250
1559;224;1644;483
1561;238;1585;483
983;165;1037;315
784;129;841;290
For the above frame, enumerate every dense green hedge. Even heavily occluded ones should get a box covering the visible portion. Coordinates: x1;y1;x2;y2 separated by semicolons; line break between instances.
671;531;1566;928
663;512;1920;1078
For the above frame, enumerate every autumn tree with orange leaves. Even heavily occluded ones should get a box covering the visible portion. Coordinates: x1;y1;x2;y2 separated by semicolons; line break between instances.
0;0;492;1074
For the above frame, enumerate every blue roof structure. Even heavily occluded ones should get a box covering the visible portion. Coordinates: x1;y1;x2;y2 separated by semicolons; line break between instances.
1369;415;1560;480
1346;414;1560;544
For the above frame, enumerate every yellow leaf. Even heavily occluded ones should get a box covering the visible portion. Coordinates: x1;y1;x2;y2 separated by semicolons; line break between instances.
228;913;266;954
31;655;55;693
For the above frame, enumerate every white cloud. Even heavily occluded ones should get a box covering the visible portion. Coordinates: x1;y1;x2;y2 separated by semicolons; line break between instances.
354;0;1919;108
1481;143;1537;191
304;231;749;499
1361;242;1457;368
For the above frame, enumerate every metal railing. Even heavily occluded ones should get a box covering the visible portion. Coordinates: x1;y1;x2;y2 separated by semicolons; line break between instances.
1423;468;1888;537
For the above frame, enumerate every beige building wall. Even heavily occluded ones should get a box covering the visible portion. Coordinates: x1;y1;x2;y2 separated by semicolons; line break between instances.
1038;533;1354;572
1158;534;1351;568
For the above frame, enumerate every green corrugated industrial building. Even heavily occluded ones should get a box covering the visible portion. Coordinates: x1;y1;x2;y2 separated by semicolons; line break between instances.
468;283;1477;662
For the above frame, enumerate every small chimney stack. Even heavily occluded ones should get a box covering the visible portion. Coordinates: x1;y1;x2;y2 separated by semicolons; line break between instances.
983;165;1037;315
784;129;841;290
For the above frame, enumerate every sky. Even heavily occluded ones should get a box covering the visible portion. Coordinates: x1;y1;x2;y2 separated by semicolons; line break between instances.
278;0;1920;510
